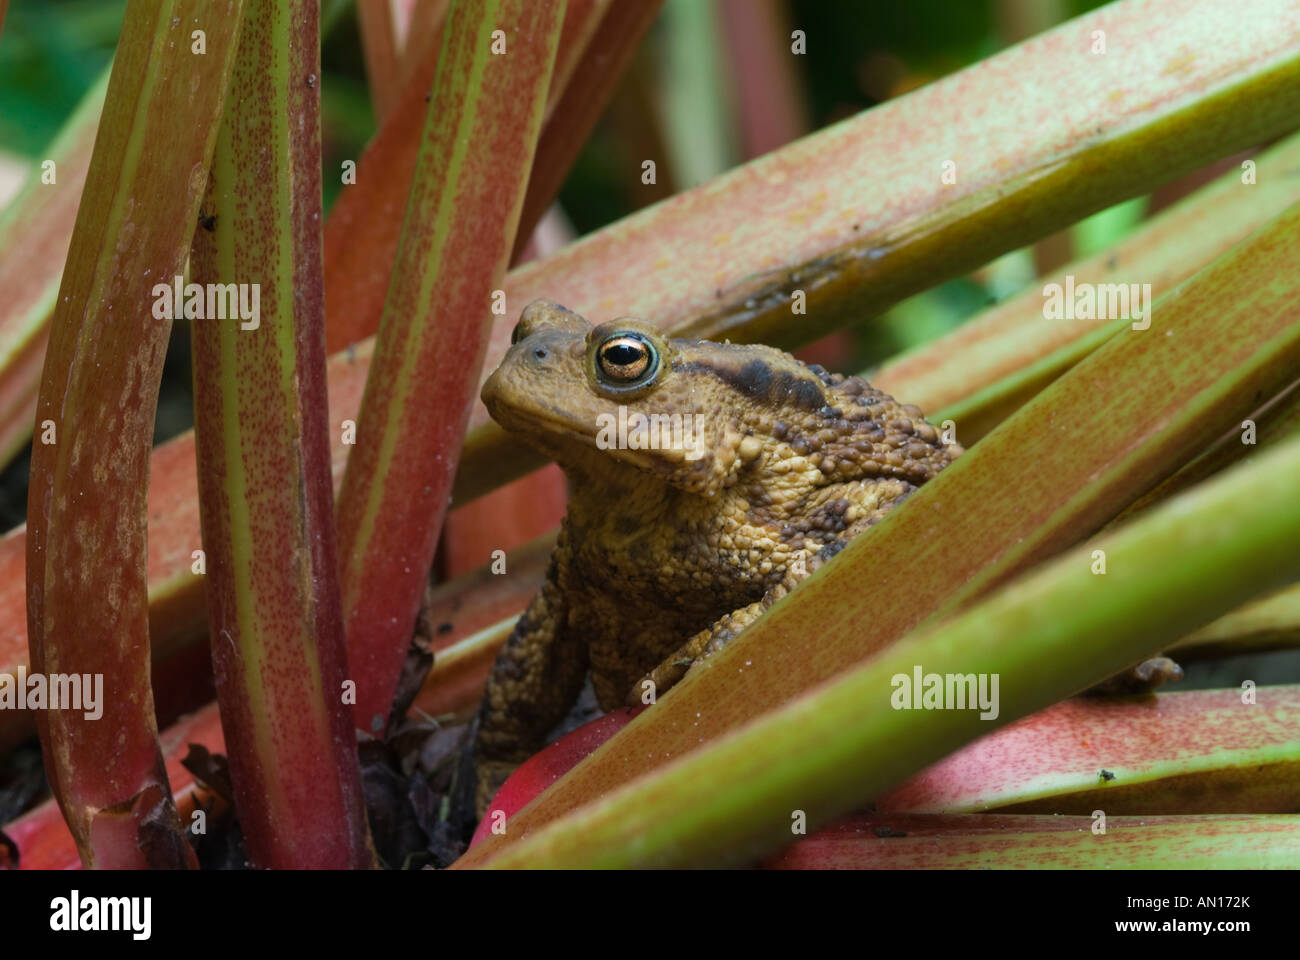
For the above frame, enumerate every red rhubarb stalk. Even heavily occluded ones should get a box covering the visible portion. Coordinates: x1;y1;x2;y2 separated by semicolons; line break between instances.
335;0;566;735
188;0;375;867
26;0;244;869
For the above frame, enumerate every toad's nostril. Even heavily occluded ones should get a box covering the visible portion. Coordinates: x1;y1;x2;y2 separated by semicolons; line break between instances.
534;348;548;360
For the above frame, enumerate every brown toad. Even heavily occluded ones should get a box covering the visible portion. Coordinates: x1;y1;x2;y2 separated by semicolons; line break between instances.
466;300;961;813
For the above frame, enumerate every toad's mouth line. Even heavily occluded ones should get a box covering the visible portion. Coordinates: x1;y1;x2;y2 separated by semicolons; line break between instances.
494;402;597;441
493;404;688;471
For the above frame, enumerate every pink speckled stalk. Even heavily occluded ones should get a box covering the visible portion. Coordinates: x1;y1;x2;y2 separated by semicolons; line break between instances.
877;686;1300;815
189;0;375;867
25;0;243;869
334;0;565;736
762;813;1300;869
0;342;370;754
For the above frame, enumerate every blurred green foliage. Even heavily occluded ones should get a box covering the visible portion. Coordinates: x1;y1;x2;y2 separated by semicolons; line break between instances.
0;0;124;155
0;0;374;212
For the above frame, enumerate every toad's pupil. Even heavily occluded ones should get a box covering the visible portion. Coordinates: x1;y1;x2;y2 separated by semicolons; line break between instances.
599;338;652;379
605;343;642;366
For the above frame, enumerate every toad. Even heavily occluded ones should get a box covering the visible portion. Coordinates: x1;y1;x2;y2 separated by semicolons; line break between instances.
463;300;962;814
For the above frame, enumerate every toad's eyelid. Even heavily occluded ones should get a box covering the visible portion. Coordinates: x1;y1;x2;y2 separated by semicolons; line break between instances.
600;336;647;357
600;329;645;345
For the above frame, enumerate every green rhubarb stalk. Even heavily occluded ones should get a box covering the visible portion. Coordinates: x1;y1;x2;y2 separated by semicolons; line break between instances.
1173;585;1300;659
1106;381;1300;530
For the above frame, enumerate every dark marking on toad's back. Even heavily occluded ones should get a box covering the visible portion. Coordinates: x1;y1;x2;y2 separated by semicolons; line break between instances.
678;357;825;412
728;358;774;399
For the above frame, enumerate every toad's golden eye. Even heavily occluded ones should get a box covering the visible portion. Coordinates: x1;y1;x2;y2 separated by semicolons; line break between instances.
596;334;657;384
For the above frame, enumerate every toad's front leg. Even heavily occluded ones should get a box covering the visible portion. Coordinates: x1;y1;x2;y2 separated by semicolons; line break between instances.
627;541;846;706
466;568;588;818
